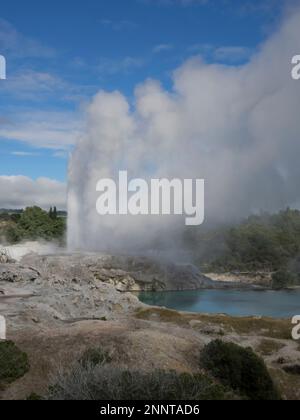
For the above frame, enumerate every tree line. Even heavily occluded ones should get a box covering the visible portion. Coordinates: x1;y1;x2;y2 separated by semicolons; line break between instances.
185;208;300;288
0;206;66;244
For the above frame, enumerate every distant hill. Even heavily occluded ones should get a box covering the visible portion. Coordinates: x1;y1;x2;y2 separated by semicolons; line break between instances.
0;209;23;214
0;208;67;217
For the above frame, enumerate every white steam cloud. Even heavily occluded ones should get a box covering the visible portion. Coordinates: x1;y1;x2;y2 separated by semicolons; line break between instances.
68;7;300;254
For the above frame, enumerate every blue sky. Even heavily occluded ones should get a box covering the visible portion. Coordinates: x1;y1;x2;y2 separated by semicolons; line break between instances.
0;0;292;190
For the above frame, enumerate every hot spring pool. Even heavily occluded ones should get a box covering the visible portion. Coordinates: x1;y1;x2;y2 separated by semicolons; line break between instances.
138;289;300;318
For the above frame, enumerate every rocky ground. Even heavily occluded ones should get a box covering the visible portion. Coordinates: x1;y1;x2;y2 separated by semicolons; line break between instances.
205;271;273;288
0;252;299;400
0;252;222;330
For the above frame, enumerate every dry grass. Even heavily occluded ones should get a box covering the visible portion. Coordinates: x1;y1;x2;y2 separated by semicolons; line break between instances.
256;339;286;356
270;368;300;400
135;307;293;340
47;363;233;401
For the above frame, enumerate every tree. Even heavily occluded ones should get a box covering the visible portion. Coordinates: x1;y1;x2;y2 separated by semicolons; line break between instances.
272;270;295;290
203;209;300;279
9;207;65;243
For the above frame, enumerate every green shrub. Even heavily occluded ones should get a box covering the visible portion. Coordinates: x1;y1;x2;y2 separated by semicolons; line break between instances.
0;341;30;385
79;348;112;368
2;206;66;245
26;393;43;400
47;364;233;400
200;340;281;400
272;270;296;289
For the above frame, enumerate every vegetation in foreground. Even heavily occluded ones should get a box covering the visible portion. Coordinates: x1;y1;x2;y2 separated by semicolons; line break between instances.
48;365;231;401
1;311;296;400
79;347;112;368
0;341;30;388
46;340;282;401
200;340;281;400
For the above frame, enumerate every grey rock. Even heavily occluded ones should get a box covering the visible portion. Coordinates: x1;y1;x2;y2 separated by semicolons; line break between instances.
0;252;218;331
0;264;40;283
20;253;215;292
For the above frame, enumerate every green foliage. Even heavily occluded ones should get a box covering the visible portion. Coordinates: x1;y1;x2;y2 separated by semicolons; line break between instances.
200;340;281;400
0;206;66;244
49;207;58;220
0;340;30;385
48;364;232;400
4;224;22;243
272;270;296;289
79;348;112;368
26;393;43;400
196;209;300;280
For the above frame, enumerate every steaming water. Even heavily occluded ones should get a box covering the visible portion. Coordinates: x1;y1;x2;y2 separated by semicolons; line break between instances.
139;289;300;318
1;241;61;262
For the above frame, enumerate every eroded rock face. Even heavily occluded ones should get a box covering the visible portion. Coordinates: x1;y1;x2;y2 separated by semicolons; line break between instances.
20;253;215;292
0;265;39;283
0;252;214;331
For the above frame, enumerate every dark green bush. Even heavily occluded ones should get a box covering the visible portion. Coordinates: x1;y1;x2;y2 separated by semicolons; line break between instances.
48;364;233;400
0;340;30;385
272;270;296;289
200;340;281;400
26;393;43;400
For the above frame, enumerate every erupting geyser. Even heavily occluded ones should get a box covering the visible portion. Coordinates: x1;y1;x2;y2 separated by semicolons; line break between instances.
68;7;300;254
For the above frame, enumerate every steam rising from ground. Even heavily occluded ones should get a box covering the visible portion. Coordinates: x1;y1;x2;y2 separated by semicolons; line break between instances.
1;241;62;262
68;6;300;254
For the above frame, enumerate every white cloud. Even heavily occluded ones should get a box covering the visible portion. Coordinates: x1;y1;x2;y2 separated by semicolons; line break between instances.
0;68;84;150
0;67;92;104
97;56;145;75
0;70;67;101
52;150;69;159
0;176;66;209
0;110;82;150
10;151;40;157
153;44;174;53
213;46;252;62
188;44;253;63
0;18;55;58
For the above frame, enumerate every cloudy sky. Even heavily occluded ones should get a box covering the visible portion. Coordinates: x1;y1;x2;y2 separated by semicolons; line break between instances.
0;0;299;210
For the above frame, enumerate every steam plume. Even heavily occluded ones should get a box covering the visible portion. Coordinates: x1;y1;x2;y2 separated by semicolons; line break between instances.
68;6;300;254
